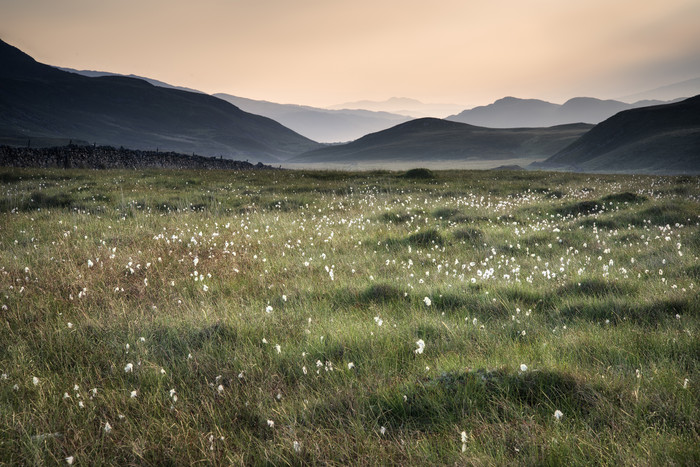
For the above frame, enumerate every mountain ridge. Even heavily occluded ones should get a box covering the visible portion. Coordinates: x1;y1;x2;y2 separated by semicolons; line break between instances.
446;96;677;128
0;39;320;162
213;93;410;143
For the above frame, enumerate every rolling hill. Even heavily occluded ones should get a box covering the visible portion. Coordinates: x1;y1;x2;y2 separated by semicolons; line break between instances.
533;95;700;174
290;118;592;163
0;39;320;162
446;96;674;128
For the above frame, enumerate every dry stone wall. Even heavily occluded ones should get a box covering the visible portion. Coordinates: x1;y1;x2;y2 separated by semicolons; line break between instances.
0;145;275;170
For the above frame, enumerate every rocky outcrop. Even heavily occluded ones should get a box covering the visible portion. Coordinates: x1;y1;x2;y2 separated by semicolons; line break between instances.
0;144;276;170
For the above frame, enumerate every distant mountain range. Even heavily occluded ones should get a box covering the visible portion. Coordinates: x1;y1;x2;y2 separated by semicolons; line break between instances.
0;39;319;162
446;96;681;128
290;118;592;162
533;95;700;174
213;94;410;143
618;77;700;103
327;97;466;118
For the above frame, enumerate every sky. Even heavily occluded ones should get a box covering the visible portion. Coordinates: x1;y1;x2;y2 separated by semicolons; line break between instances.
1;0;699;108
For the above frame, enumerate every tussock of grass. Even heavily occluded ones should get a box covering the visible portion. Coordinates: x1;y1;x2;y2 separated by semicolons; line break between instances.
600;192;647;204
453;227;484;242
558;279;638;297
361;283;406;303
403;168;435;179
380;212;412;223
407;229;444;247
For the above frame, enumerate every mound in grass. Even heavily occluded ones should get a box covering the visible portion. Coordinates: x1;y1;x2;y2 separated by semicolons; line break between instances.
558;279;638;297
361;283;406;303
556;200;602;216
407;229;444;247
600;192;647;204
381;212;413;223
453;228;484;243
404;168;435;179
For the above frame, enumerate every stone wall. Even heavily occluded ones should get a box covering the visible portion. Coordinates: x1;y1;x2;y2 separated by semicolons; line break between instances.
0;145;275;170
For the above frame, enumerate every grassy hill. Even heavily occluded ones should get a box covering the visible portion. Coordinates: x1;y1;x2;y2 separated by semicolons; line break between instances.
291;118;592;162
0;40;320;162
534;95;700;174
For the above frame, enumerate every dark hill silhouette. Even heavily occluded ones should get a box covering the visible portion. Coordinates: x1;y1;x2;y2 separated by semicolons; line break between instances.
533;95;700;174
0;39;320;162
447;96;675;128
290;118;591;162
54;70;411;143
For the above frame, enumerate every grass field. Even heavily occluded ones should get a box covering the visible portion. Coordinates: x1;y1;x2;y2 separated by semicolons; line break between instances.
1;167;698;465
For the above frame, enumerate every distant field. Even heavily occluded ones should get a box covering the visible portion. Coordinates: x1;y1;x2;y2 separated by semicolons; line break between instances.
1;168;698;464
282;157;544;171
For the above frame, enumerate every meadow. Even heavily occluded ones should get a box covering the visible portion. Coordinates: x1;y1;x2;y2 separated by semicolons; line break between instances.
0;167;698;465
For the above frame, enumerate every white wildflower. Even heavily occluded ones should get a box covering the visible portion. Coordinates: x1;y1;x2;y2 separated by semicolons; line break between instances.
415;339;425;354
554;409;564;421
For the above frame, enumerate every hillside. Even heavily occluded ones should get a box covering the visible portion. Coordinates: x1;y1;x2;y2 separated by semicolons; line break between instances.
0;39;320;162
56;71;411;143
214;93;410;143
446;96;673;128
533;95;700;174
290;118;592;162
58;67;206;94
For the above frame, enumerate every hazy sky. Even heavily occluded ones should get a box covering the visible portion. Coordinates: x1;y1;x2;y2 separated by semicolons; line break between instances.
2;0;699;108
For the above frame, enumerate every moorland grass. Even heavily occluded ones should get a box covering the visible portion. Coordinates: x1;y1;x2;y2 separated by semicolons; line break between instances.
0;168;698;465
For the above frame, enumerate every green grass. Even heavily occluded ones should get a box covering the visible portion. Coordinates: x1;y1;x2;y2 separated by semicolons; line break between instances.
0;167;699;465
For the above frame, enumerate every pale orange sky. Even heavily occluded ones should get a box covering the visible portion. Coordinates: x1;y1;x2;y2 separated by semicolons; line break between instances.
1;0;699;108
